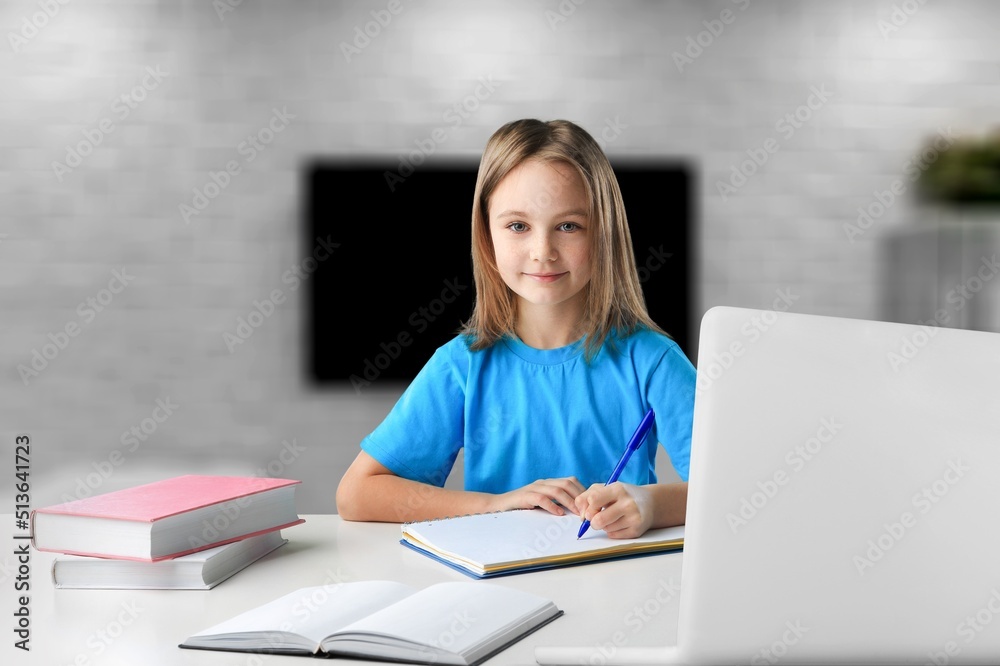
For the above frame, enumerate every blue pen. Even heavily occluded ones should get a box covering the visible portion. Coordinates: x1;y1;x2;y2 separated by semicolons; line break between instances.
577;408;656;539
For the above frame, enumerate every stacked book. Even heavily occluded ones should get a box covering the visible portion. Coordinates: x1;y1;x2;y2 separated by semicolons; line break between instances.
30;475;305;590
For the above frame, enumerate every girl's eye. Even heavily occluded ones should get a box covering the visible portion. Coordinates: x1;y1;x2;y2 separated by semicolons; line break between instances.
558;222;580;232
507;222;527;233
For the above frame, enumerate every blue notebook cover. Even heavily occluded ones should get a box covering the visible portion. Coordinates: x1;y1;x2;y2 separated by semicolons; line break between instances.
399;536;683;579
398;509;685;579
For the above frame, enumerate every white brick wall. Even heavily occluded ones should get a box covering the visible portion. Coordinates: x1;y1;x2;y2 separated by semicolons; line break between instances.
4;0;998;511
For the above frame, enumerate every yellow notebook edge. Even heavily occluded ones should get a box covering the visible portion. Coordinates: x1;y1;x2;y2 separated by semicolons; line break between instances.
400;532;684;574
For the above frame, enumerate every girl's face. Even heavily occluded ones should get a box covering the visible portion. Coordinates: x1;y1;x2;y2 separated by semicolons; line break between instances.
488;158;593;314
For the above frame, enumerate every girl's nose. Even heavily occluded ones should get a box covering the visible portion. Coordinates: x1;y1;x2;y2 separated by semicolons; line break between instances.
530;233;556;263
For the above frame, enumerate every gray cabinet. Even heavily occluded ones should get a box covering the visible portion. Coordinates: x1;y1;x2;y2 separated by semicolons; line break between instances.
882;211;1000;333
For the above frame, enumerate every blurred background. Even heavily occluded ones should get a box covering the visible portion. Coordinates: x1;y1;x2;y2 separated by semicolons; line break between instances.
4;0;999;513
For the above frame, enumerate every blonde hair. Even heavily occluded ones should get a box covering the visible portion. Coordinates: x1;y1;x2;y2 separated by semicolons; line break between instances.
460;118;668;360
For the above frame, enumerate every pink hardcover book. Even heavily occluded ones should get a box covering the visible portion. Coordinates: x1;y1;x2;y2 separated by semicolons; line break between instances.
31;475;305;562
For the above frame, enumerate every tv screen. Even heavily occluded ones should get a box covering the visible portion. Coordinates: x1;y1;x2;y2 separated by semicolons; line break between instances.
304;159;692;391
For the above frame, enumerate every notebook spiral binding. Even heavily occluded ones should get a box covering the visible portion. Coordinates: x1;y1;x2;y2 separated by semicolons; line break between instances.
401;508;525;527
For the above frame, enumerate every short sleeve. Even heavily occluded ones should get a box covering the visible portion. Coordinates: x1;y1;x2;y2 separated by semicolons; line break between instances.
360;340;468;487
646;344;697;481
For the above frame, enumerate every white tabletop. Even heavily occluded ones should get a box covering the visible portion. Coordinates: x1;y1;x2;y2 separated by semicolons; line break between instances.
6;514;683;666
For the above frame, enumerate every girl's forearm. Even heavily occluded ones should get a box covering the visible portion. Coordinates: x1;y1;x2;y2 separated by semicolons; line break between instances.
649;481;688;528
338;472;496;523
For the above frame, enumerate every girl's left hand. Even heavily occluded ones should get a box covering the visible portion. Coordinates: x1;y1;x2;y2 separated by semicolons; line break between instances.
574;482;654;539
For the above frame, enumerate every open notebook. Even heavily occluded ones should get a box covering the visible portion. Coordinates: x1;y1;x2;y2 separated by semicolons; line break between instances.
400;509;684;578
180;580;562;665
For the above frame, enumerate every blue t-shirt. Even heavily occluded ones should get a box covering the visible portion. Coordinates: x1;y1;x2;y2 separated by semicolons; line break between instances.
361;328;696;493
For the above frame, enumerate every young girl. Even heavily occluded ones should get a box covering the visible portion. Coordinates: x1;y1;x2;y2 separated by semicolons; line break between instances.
336;118;696;538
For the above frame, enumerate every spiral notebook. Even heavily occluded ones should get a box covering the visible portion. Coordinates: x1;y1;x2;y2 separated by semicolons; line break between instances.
400;509;684;579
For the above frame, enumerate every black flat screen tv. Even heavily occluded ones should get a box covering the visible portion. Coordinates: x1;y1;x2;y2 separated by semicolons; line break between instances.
304;158;693;390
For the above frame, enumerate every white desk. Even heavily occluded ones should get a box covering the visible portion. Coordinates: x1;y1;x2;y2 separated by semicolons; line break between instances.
6;514;683;666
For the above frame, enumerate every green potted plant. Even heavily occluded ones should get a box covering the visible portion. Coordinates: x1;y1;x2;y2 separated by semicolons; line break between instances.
916;128;1000;206
885;128;1000;333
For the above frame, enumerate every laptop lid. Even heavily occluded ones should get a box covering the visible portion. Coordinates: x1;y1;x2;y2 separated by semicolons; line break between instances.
537;306;1000;665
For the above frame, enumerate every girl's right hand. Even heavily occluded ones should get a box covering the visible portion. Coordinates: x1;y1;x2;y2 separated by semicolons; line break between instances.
492;477;587;516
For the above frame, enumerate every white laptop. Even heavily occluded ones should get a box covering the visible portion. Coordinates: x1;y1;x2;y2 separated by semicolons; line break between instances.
537;306;1000;665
